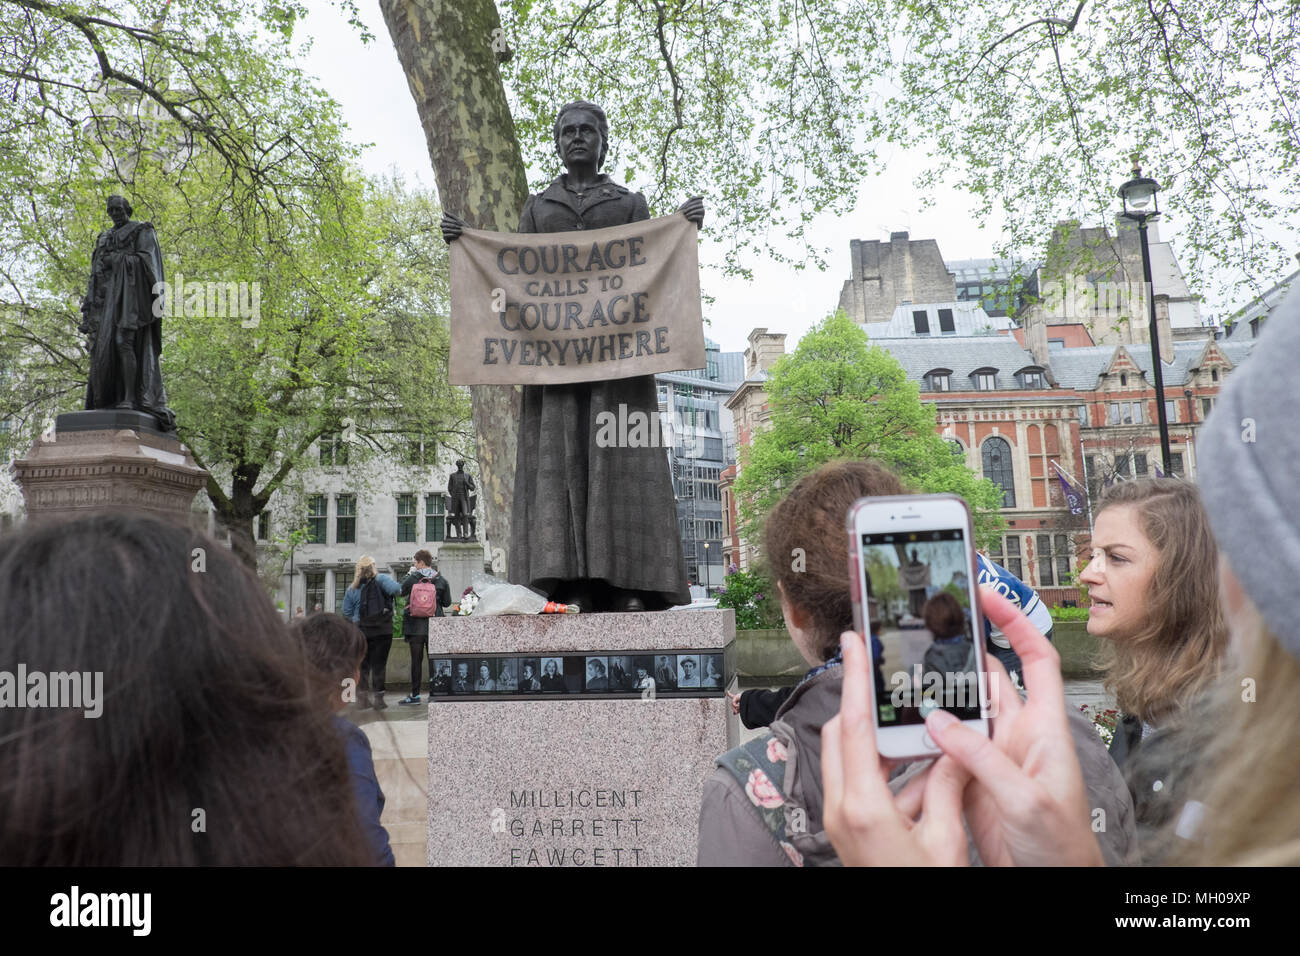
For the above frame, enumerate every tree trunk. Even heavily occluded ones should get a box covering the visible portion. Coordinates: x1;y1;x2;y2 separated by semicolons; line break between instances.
379;0;527;573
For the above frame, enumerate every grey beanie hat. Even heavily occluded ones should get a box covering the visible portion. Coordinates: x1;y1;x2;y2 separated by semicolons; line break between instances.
1196;278;1300;659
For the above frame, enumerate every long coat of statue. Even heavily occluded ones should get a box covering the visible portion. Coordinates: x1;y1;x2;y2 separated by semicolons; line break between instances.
508;174;690;609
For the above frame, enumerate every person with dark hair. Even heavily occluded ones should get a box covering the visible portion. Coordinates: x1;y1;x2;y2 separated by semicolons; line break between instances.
441;101;704;612
697;459;1137;867
289;613;395;867
398;549;451;705
920;591;975;711
0;511;372;865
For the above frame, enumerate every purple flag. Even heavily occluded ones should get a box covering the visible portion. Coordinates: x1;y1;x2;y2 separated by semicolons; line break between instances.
1055;468;1085;515
1155;463;1165;478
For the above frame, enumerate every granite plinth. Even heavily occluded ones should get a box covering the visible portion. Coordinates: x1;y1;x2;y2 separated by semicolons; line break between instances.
427;609;735;866
11;420;207;521
426;606;735;654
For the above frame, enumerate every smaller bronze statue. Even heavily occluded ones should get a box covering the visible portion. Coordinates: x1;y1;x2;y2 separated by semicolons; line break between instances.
446;460;476;541
80;195;176;432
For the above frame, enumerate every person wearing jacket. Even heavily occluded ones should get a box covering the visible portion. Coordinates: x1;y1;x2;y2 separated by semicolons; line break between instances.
1077;479;1227;854
342;556;403;711
289;613;395;867
398;549;452;705
696;459;1138;867
975;552;1053;684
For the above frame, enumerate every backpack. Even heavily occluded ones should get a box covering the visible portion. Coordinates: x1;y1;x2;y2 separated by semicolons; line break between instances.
358;578;392;630
408;574;439;618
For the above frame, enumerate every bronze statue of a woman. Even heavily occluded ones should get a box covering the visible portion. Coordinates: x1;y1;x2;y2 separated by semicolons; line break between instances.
444;101;703;611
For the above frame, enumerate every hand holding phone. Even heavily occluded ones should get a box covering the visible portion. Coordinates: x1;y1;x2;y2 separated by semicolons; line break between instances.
821;630;972;866
846;493;990;759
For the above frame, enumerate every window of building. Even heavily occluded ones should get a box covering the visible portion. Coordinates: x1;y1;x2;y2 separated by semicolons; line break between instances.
425;493;445;541
257;512;270;541
927;370;951;392
405;436;435;467
1119;373;1127;387
335;494;356;544
334;569;352;614
945;438;963;460
1211;368;1219;382
1250;318;1261;338
975;371;997;391
1201;397;1215;417
1109;401;1143;425
306;495;328;544
1134;453;1148;477
982;437;1016;507
396;494;417;543
1020;370;1045;389
991;535;1023;579
938;308;955;334
1170;452;1184;477
1036;534;1072;586
1048;338;1066;351
1077;405;1090;426
318;433;349;467
912;310;930;335
304;571;326;612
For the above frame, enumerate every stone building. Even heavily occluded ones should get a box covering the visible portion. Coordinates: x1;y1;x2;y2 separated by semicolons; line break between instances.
719;328;787;572
655;337;743;590
836;232;959;325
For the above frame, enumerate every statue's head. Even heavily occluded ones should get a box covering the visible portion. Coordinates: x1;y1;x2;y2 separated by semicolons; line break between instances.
455;459;465;471
106;195;132;226
554;101;608;170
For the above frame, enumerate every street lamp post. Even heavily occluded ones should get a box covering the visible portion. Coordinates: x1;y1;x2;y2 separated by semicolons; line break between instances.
1118;158;1173;476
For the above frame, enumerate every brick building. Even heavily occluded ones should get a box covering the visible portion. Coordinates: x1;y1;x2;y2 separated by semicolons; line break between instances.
723;326;1255;602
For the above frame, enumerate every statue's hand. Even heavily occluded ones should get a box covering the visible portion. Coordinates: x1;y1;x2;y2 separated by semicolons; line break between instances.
441;212;467;243
676;196;705;228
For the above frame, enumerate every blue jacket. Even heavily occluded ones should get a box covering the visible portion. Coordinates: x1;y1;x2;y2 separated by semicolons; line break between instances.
333;715;395;866
342;573;402;624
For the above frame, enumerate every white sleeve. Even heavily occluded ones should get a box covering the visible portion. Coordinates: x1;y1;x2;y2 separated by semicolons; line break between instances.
1023;593;1054;635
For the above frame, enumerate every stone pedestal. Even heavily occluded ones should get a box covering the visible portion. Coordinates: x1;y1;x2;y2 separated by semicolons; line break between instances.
435;541;486;605
11;410;207;521
426;609;736;866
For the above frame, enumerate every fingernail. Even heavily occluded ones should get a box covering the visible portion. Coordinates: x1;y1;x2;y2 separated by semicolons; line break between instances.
926;709;958;734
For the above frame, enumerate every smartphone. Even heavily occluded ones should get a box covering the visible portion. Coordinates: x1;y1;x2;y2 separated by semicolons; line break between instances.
847;493;991;759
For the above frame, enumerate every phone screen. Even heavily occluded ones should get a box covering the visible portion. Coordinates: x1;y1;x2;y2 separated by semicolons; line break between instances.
858;528;983;726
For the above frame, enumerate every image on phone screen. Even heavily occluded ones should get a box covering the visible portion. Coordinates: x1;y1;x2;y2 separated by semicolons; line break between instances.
859;529;983;726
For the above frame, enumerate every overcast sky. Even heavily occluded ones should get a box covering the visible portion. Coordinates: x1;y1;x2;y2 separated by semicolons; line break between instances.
295;1;1252;357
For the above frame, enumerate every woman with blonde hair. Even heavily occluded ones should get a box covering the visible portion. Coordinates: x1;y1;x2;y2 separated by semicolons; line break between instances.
342;556;402;710
1078;478;1228;844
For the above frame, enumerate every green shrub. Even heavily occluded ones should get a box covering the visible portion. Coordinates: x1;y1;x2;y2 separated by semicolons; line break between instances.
716;567;785;630
1049;605;1090;622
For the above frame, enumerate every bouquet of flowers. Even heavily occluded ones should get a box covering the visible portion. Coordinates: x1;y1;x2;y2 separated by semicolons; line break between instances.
1079;703;1120;747
453;586;479;616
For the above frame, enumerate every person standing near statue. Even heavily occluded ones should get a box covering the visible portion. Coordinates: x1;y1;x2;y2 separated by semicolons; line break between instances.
79;195;176;432
442;100;703;612
447;460;476;541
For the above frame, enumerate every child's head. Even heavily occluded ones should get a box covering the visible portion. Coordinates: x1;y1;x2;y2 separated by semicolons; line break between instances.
923;591;967;641
289;612;366;712
764;459;906;662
